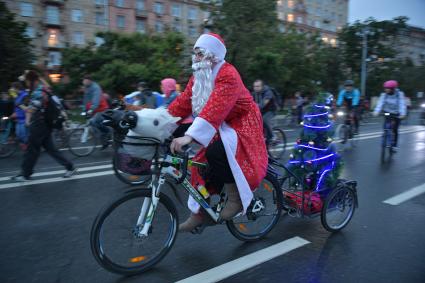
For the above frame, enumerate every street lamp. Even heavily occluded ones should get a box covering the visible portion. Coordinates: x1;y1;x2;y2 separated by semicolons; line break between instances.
355;27;374;98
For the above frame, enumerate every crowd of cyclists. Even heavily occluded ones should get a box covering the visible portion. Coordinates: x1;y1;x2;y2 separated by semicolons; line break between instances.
0;69;413;181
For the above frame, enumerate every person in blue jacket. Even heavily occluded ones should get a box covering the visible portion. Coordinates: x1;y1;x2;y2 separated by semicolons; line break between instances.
337;80;361;134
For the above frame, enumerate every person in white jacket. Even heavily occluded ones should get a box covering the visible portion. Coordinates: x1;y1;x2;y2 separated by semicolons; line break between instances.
373;80;407;151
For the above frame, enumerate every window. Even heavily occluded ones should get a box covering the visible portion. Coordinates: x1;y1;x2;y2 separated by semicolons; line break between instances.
330;38;337;47
71;10;83;23
48;51;62;66
47;29;60;47
95;36;105;47
154;2;163;14
278;24;285;33
155;21;164;33
95;0;105;5
115;0;124;7
188;7;197;20
136;20;146;33
288;0;294;8
172;22;181;32
322;36;329;43
95;12;104;25
72;31;85;45
296;16;303;24
188;26;197;38
117;15;125;28
20;2;33;17
314;20;320;28
287;14;294;22
278;12;284;20
25;26;35;38
136;0;145;11
171;4;181;17
46;6;60;24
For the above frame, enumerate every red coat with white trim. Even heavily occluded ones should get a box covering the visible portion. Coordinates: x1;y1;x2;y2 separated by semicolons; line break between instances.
168;62;268;193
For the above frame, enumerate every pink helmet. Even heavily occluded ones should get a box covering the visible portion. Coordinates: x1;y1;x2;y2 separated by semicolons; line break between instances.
383;80;398;89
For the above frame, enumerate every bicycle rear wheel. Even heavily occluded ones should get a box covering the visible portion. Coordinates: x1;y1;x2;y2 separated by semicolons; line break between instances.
321;186;356;232
226;173;282;242
267;128;287;160
68;127;97;157
90;189;178;275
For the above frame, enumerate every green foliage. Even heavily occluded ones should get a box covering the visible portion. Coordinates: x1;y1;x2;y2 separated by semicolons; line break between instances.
61;31;187;96
288;92;342;191
0;2;34;91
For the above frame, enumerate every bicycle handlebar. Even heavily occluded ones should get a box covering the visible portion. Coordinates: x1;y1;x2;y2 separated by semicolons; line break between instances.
175;145;191;184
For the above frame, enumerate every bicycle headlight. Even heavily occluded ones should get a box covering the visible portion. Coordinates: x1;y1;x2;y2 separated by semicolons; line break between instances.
421;103;425;108
337;111;345;117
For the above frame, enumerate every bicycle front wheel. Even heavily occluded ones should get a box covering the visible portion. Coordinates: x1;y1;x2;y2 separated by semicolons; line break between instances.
0;141;17;158
68;127;97;157
267;128;287;160
227;173;282;242
90;189;178;275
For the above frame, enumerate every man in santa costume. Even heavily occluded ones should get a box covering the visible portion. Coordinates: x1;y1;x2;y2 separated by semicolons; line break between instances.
168;33;268;232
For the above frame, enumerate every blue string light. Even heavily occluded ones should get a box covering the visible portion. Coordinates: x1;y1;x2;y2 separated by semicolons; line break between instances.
297;144;329;151
303;123;332;129
304;112;329;118
289;153;335;164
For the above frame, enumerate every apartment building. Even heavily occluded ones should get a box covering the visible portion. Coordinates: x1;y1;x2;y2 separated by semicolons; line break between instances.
276;0;349;46
5;0;208;78
397;25;425;66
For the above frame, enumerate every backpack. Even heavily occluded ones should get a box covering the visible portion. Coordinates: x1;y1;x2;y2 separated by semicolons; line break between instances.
268;87;281;111
43;89;65;129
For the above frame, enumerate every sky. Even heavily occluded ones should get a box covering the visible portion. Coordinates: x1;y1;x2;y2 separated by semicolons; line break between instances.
349;0;425;29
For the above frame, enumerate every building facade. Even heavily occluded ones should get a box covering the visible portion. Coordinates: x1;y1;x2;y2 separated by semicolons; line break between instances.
276;0;349;46
397;26;425;66
5;0;208;78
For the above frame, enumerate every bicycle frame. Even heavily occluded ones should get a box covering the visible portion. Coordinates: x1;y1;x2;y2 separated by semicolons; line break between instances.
134;154;221;237
382;113;397;147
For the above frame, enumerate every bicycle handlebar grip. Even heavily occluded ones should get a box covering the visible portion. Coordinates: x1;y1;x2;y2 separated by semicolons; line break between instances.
176;146;191;184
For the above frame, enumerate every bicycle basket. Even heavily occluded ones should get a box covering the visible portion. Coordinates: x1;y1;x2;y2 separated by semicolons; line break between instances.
114;136;160;175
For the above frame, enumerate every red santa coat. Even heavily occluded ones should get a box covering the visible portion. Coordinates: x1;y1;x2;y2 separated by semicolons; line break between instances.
168;62;268;214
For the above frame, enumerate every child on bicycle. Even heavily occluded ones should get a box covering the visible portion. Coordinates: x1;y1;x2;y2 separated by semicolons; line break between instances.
373;80;407;151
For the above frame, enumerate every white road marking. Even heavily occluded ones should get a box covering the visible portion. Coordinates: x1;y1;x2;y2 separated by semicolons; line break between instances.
383;183;425;205
1;127;423;188
175;236;310;283
0;164;112;182
0;170;114;190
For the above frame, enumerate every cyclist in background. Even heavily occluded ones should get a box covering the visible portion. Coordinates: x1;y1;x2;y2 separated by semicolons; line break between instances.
337;80;361;134
82;74;110;149
373;80;406;151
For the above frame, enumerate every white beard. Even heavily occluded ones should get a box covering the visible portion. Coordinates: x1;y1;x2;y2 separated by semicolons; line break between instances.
191;60;214;116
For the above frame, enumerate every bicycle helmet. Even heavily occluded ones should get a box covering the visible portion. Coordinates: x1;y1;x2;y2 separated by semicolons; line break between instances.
344;80;354;86
383;80;398;89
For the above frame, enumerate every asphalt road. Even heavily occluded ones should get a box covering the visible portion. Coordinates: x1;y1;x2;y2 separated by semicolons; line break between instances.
0;114;424;283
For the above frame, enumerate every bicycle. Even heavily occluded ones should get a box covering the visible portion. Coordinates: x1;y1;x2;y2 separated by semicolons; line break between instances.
67;111;113;157
268;157;358;233
381;112;399;162
334;109;357;148
90;112;282;275
265;127;287;160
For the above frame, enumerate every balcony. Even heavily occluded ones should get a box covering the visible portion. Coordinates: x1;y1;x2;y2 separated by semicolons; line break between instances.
136;9;148;18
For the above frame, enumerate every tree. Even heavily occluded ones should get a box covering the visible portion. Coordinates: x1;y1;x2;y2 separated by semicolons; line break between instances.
61;31;187;97
208;0;279;83
338;17;408;96
0;2;34;91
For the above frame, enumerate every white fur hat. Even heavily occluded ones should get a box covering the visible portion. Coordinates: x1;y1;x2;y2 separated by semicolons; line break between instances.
194;33;227;61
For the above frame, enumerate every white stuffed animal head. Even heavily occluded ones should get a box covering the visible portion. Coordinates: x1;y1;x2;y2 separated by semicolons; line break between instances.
131;108;180;141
